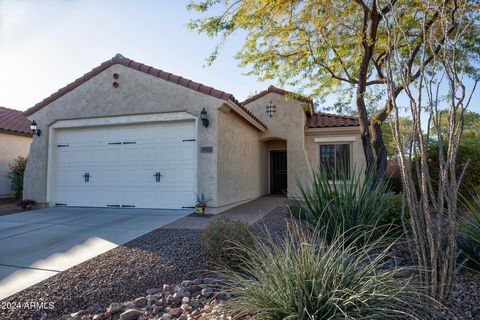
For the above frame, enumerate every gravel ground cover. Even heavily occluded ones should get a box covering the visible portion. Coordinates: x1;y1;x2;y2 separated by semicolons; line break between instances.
2;206;479;320
0;229;206;320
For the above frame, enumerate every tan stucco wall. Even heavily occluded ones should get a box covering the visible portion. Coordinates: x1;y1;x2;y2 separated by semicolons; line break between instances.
216;110;267;206
0;133;32;197
304;127;366;178
24;64;230;207
244;94;312;195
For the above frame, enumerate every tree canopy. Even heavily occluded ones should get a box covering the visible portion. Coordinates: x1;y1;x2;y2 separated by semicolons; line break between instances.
188;0;480;178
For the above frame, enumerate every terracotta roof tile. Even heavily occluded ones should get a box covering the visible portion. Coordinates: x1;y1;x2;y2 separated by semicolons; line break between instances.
0;106;32;135
305;112;359;128
23;54;266;129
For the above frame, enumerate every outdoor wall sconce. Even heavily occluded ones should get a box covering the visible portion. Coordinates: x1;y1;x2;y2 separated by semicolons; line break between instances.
30;120;41;136
266;101;277;117
200;107;209;128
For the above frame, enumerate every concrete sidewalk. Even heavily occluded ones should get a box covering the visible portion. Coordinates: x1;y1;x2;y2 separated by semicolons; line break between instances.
163;195;287;230
0;207;190;300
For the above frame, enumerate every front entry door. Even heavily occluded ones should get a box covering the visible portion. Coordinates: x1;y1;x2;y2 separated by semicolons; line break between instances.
270;151;287;194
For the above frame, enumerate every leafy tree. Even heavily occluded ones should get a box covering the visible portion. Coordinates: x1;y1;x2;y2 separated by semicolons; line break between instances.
381;117;413;158
432;110;480;143
187;0;480;180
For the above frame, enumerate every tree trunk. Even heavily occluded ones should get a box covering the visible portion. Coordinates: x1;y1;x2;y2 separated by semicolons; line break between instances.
357;92;375;174
356;5;380;175
372;122;388;181
371;88;403;181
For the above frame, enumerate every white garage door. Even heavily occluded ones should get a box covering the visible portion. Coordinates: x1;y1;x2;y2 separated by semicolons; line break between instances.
52;121;196;209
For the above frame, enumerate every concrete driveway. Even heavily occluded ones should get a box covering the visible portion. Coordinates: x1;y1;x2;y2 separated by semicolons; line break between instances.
0;207;190;300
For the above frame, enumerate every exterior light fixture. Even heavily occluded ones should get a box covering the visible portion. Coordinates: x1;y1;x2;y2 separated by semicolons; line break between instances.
30;120;41;136
200;107;209;128
266;101;277;117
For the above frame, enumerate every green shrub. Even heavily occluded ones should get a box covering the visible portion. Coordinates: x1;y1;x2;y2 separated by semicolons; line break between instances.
8;156;27;201
459;195;480;271
217;223;438;319
291;169;404;243
201;218;257;268
421;143;480;201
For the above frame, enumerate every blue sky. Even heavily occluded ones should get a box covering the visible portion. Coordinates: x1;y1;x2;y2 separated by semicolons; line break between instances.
0;0;478;114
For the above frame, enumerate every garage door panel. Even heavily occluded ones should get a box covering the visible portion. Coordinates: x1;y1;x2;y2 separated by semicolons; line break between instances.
53;121;196;209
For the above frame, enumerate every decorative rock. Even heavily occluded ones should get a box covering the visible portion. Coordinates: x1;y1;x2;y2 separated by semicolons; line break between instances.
181;280;193;287
59;277;236;320
163;284;171;292
181;303;193;312
119;309;142;320
186;285;202;293
165;294;175;304
169;307;183;317
146;288;162;295
190;299;200;309
174;289;191;298
201;287;213;297
134;297;147;307
87;304;103;314
152;306;163;315
92;313;112;320
107;302;123;314
192;278;203;285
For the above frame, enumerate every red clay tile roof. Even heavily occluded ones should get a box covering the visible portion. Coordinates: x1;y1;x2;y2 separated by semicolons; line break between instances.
305;112;359;128
23;54;266;129
0;106;32;135
242;85;314;108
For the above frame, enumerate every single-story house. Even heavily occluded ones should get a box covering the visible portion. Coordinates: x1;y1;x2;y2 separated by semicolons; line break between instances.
0;107;32;198
23;54;365;211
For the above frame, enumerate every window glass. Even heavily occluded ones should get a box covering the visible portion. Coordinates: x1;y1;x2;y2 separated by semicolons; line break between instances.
320;144;350;179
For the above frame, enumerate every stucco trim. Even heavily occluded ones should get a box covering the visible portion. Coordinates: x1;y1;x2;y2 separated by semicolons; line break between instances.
0;129;33;138
50;112;196;129
224;100;267;132
23;54;267;130
313;136;357;143
242;85;314;116
46;112;198;206
305;126;361;135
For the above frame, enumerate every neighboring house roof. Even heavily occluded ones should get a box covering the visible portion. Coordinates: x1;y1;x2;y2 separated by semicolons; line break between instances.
0;106;32;135
305;112;359;128
242;85;314;115
23;54;266;129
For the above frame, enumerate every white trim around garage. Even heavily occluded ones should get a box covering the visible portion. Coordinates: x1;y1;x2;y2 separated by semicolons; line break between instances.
313;136;357;143
46;112;198;207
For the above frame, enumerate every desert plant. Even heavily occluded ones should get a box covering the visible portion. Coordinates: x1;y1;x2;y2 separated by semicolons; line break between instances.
216;223;439;319
195;192;212;205
201;218;257;269
8;156;27;201
381;1;478;301
459;195;480;271
17;199;36;211
291;168;403;243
